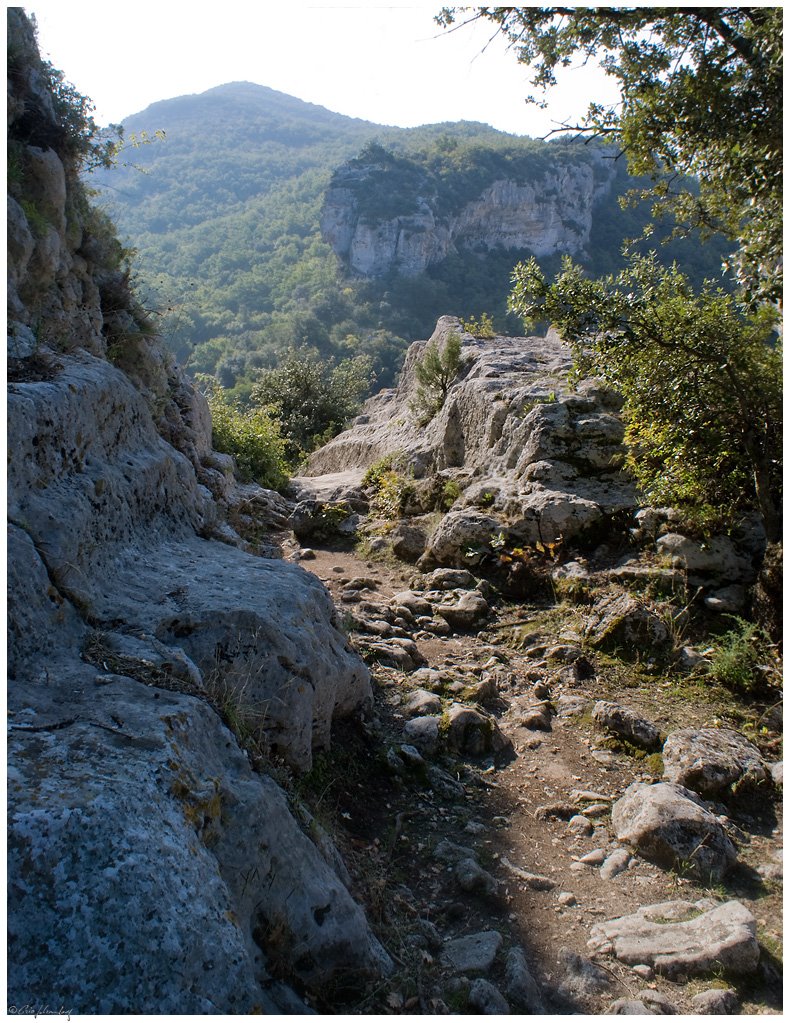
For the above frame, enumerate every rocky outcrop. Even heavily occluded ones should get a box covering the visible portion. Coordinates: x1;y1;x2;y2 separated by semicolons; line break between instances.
308;316;635;558
322;153;616;278
7;10;387;1013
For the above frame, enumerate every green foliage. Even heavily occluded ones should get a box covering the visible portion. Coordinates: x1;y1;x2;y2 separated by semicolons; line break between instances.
251;348;372;461
206;390;288;489
409;330;463;425
362;453;414;519
440;479;462;509
19;198;50;238
707;618;781;696
91;84;732;396
460;312;496;338
438;7;782;305
509;254;782;539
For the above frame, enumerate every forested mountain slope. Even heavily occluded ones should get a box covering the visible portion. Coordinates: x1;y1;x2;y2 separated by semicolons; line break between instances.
93;82;731;398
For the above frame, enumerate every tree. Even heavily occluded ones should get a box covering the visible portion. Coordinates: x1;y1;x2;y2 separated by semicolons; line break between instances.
437;7;782;305
251;348;373;461
409;330;463;425
509;254;782;540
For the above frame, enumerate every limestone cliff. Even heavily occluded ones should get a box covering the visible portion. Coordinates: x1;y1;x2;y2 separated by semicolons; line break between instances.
321;148;616;278
7;10;389;1013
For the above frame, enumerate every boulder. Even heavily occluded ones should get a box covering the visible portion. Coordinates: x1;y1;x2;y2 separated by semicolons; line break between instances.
612;782;738;881
592;700;662;751
442;931;503;974
443;703;511;757
468;978;510;1014
435;589;490;631
390;521;428;563
690;988;740;1013
424;509;501;567
662;728;770;798
289;499;357;543
655;533;753;584
584;593;670;652
589;899;759;978
503;947;545;1013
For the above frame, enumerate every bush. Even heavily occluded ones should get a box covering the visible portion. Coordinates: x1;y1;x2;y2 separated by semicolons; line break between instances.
207;391;288;489
409;330;463;425
252;348;373;462
707;617;781;695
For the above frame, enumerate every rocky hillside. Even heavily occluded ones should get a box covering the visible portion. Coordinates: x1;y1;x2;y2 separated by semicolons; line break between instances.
283;317;782;1014
321;148;616;278
7;10;390;1013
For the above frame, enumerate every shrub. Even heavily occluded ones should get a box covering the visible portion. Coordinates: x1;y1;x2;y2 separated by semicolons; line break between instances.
207;391;288;489
707;617;781;695
461;312;496;338
409;330;463;425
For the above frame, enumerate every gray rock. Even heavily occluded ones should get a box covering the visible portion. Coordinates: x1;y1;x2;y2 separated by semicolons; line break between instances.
435;589;490;631
770;761;783;785
600;847;632;880
558;946;612;997
7;680;392;1014
588;899;759;978
468;978;510;1014
392;590;434;617
611;782;738;881
443;702;511;757
289;499;357;543
636;989;677;1014
403;715;440;754
656;533;752;584
427;567;477;589
608;998;656;1014
584;593;670;652
568;814;594;837
365;638;425;671
442;931;503;974
390;522;428;563
455;858;499;898
579;848;607;866
403;688;442;718
662;728;769;798
592;700;661;751
434;838;478;864
503;947;545;1013
690;988;740;1013
516;701;553;731
425;509;502;568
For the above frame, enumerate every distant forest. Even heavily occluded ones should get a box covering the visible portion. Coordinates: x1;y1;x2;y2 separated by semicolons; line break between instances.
93;82;732;403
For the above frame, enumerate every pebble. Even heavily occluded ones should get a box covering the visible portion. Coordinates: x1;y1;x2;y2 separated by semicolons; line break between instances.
631;964;654;980
557;891;577;906
578;848;607;866
567;814;594;837
600;848;632;880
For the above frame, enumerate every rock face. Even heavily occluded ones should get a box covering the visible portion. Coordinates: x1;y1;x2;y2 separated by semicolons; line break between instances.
7;11;387;1012
321;152;616;278
308;317;636;555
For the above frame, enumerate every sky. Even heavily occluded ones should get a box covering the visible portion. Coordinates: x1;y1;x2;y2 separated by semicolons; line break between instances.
26;2;620;138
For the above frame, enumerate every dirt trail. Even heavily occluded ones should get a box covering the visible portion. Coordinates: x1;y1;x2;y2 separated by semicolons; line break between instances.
285;538;782;1015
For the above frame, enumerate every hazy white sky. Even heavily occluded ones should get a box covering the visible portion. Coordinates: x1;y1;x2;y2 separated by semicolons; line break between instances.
26;2;619;138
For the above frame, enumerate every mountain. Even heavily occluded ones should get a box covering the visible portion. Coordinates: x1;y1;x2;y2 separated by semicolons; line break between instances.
92;82;732;399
